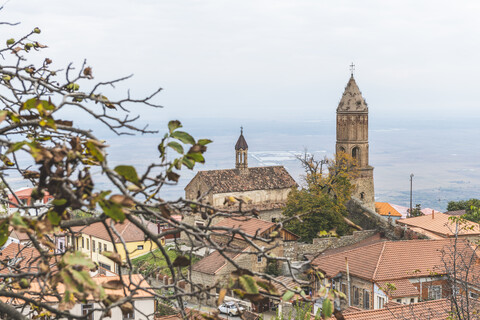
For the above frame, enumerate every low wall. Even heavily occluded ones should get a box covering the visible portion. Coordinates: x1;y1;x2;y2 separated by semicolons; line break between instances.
283;229;378;260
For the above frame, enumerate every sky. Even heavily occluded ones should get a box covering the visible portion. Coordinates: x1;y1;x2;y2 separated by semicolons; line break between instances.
3;1;480;209
4;0;480;124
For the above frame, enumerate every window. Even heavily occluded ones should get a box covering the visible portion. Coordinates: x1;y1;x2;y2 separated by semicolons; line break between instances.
99;242;102;253
257;247;264;263
99;262;111;271
470;291;479;299
271;218;277;223
92;240;95;252
353;286;359;306
377;296;385;309
410;298;415;304
341;283;347;294
123;302;134;320
82;304;94;320
396;299;401;303
82;237;84;249
428;285;442;300
195;221;205;227
331;279;336;290
104;244;107;252
86;239;89;250
137;245;144;250
363;289;370;309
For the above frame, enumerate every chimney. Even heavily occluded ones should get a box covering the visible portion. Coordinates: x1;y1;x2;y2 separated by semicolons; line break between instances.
432;209;434;219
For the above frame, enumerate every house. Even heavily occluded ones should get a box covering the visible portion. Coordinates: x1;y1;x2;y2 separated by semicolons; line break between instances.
184;129;297;225
374;202;403;221
3;274;154;320
310;239;477;311
71;218;159;273
6;187;53;216
190;217;298;310
331;299;450;320
396;212;480;240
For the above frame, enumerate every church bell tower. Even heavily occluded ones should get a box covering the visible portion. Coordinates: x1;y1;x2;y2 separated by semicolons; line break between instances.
336;65;375;210
235;127;248;171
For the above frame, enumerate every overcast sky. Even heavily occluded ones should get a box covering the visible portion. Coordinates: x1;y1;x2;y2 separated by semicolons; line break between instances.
4;0;480;124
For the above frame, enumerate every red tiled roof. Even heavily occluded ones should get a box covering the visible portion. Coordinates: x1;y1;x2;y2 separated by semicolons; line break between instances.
376;279;419;298
312;239;464;282
397;212;480;237
185;166;296;193
213;217;276;239
375;202;402;217
0;242;39;271
334;299;449;320
192;248;247;275
71;218;158;243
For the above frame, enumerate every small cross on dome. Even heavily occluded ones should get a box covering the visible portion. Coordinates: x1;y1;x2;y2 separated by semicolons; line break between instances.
350;63;355;76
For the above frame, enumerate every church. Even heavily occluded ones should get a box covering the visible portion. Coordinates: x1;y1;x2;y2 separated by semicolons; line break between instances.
336;69;375;211
184;129;297;221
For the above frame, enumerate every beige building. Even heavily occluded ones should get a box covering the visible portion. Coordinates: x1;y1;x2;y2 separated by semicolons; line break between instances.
185;129;296;223
71;218;158;273
336;71;375;211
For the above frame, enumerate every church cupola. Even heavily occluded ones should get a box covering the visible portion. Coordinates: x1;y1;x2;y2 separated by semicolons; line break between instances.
235;127;248;170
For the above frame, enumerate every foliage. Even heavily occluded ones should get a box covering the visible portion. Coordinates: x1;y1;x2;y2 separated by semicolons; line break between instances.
447;198;480;213
409;204;424;217
265;259;281;277
282;152;358;243
132;248;199;277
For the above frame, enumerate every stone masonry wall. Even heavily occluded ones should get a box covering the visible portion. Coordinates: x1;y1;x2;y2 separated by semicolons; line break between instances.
283;230;377;260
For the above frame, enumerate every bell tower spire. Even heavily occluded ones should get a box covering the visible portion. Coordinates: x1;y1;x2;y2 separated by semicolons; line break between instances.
336;66;375;210
235;127;248;171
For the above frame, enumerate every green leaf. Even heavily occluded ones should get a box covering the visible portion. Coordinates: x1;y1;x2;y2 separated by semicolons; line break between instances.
167;141;184;154
322;298;333;319
186;152;205;163
182;157;195;169
22;98;38;110
197;139;213;146
239;275;259;294
171;131;195;145
10;212;28;229
114;165;139;185
86;141;104;162
282;290;295;301
52;199;67;206
62;251;96;269
99;200;125;222
6;141;26;154
47;211;61;226
0;220;9;247
168;120;182;133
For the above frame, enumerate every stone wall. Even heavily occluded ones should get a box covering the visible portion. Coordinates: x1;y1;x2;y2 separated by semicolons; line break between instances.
283;229;378;260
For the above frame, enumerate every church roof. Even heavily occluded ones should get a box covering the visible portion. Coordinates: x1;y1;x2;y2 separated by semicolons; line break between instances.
235;131;248;150
185;166;296;193
337;75;368;113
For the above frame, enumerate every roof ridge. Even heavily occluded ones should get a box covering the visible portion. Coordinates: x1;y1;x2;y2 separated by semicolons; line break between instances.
321;239;384;258
372;242;386;280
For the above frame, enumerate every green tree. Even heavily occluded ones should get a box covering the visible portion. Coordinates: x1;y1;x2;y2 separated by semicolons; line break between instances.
282;152;358;243
409;204;424;217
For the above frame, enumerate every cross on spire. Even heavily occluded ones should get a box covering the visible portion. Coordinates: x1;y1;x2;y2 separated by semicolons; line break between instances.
350;62;355;76
240;126;243;135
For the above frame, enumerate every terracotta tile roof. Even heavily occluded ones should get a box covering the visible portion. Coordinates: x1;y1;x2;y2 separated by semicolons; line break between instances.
271;276;305;295
0;242;39;271
8;227;30;241
375;202;402;217
376;279;419;298
71;218;158;243
444;209;467;216
397;212;480;237
192;248;247;275
213;217;276;238
335;299;449;320
312;239;462;282
312;233;385;258
185;166;296;193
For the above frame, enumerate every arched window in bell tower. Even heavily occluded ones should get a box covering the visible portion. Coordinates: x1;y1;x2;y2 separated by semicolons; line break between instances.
339;146;346;154
352;146;360;165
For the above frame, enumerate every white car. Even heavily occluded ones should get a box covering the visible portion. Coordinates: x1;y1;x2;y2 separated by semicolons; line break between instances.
218;301;245;316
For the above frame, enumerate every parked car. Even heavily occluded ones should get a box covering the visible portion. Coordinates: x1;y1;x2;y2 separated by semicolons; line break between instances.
218;301;245;316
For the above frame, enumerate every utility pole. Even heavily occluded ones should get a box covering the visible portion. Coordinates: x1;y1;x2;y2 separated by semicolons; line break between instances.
409;173;414;217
